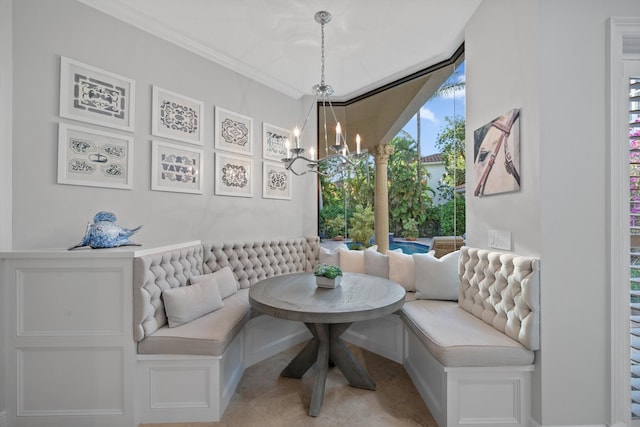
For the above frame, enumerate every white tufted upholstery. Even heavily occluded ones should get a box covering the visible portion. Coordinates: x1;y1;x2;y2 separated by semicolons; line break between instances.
202;237;319;289
133;238;320;343
457;246;540;351
133;244;204;342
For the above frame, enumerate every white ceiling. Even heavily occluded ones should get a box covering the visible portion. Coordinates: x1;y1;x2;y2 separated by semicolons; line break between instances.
78;0;481;100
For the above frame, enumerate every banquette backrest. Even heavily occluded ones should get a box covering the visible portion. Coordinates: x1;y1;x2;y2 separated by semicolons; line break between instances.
132;237;320;342
458;246;540;351
202;237;320;289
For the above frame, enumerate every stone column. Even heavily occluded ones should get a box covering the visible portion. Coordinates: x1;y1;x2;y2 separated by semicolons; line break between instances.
372;145;394;253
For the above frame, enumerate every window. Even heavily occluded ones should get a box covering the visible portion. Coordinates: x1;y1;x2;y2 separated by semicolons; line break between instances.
318;47;465;245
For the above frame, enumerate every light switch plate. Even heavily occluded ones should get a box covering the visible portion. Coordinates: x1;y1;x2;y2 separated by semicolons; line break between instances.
488;230;511;250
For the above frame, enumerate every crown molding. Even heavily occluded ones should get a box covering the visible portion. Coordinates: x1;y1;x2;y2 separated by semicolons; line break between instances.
77;0;305;99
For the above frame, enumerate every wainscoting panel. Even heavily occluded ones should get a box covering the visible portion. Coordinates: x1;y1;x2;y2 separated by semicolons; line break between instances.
2;252;136;427
16;267;124;336
150;365;212;409
17;347;124;415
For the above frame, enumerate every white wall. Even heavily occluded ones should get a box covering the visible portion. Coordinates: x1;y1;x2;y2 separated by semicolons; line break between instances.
465;0;540;256
0;0;11;417
10;0;316;250
0;1;12;252
467;0;640;425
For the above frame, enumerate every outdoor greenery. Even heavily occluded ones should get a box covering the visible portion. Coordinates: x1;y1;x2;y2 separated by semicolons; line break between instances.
318;86;467;241
349;204;375;248
402;218;420;239
439;196;466;235
435;116;466;201
388;132;432;236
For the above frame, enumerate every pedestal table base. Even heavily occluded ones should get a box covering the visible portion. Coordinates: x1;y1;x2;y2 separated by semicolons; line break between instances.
280;322;376;416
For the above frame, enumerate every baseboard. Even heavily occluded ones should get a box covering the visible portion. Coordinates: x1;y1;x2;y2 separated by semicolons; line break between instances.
0;411;6;427
529;420;610;427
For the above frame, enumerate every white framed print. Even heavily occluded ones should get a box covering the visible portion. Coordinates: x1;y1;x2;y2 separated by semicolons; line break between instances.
152;86;204;145
151;140;203;194
262;122;291;161
59;56;135;132
262;160;291;200
57;123;134;190
214;106;253;155
215;152;253;198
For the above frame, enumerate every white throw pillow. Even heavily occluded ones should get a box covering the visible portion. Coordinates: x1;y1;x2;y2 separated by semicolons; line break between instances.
413;250;460;301
163;277;224;328
364;247;389;278
339;248;365;274
190;266;238;299
387;250;415;291
319;244;348;266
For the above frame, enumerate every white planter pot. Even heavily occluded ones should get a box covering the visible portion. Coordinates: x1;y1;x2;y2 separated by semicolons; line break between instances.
315;275;342;288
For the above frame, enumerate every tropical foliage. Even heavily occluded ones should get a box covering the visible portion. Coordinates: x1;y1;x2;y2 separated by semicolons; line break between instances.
388;131;432;236
402;218;420;239
349;204;375;248
318;114;466;240
435;116;466;201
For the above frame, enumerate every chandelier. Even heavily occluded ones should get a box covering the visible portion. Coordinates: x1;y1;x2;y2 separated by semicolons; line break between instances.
282;11;365;176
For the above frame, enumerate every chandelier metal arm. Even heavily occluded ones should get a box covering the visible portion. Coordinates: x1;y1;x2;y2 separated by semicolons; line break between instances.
283;151;355;176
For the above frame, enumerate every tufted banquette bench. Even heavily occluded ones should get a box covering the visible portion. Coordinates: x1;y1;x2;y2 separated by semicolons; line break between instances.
132;238;539;427
399;247;539;427
133;237;320;423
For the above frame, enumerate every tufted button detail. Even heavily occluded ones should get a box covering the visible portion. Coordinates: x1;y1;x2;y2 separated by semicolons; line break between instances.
458;246;540;350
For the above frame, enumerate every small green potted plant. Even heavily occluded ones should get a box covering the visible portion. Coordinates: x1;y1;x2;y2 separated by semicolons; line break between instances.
314;264;343;288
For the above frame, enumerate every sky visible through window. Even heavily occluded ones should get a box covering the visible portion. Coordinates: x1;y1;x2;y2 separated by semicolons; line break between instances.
401;61;466;157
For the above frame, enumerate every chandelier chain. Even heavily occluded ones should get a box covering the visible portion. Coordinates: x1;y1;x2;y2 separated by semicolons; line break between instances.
320;20;326;87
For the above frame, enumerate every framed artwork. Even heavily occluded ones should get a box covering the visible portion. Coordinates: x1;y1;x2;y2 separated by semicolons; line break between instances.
214;106;253;155
57;123;133;189
262;160;291;200
59;56;135;132
215;152;253;198
262;122;291;161
152;86;204;145
472;108;521;197
151;140;203;194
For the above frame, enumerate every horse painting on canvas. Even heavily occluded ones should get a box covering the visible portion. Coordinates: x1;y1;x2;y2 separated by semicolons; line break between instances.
473;108;521;197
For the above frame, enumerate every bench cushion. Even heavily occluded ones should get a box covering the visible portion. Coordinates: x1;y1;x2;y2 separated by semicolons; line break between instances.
400;299;534;367
137;289;250;356
162;277;224;328
190;266;239;299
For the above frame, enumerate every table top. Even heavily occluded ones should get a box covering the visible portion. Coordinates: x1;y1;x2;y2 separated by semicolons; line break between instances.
249;272;406;324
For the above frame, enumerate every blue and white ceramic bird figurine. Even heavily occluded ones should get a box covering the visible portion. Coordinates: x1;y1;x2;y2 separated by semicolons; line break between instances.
68;211;142;250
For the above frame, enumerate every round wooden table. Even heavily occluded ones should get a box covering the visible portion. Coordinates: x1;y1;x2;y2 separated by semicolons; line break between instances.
249;272;405;416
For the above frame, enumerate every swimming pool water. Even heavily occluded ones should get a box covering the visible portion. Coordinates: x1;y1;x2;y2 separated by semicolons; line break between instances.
347;241;430;254
389;241;430;254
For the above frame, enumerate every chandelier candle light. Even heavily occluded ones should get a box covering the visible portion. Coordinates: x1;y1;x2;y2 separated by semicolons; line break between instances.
282;10;366;176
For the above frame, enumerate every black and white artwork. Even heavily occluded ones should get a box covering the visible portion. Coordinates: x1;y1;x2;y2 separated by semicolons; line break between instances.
57;123;133;189
152;86;204;145
59;56;135;132
262;122;291;161
151;140;203;194
215;153;253;198
215;106;253;155
262;160;291;200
